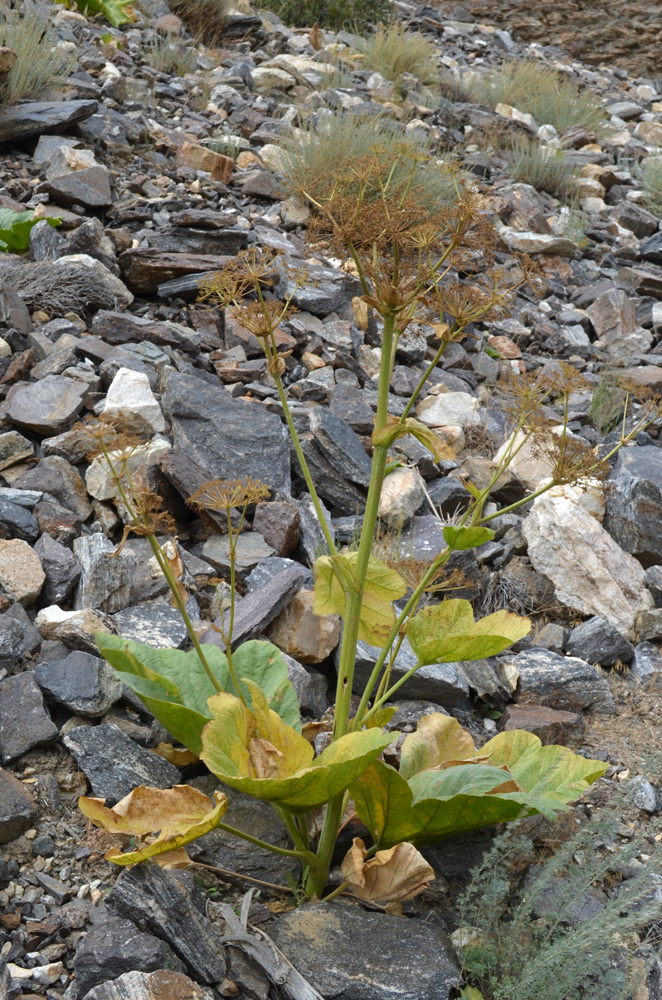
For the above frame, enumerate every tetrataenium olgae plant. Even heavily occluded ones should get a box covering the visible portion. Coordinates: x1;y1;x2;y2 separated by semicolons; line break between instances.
80;144;661;906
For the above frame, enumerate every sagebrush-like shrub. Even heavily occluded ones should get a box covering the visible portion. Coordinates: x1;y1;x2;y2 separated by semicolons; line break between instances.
505;138;578;199
359;23;438;92
0;4;75;102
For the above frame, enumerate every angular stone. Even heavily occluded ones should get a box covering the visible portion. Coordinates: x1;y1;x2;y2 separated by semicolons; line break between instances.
245;556;313;592
499;227;578;256
175;142;234;182
200;564;307;650
501;704;586;747
351;637;470;709
36;605;118;653
283;653;329;717
163;373;290;493
111;604;188;650
85;438;170;505
34;650;122;717
265;589;341;664
119;249;232;295
309;408;372;487
275;259;360;316
378;466;425;529
74;533;135;614
631;776;660;813
635;607;662;642
201;532;274;574
587;288;637;342
530;622;567;654
501;648;615;714
0;672;58;763
645;565;662;607
630;641;662;683
611;201;659;238
0;768;37;843
0;100;98;143
0;539;44;605
0;430;34;471
252;501;299;557
103;367;166;435
14;455;93;522
46;164;112;209
297;436;366;515
0;496;38;542
523;492;652;638
417;391;481;429
33;532;81;604
0;614;28;666
328;383;374;434
74;912;186;998
6;375;87;436
565;617;634;667
270;902;459;1000
63;724;180;803
107;862;226;984
84;970;215;1000
91;310;198;351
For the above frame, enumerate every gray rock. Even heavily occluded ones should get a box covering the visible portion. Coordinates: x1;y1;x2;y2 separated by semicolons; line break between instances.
297;436;367;514
74;533;135;614
309;408;372;487
635;607;662;641
269;902;459;1000
294;492;335;564
0;430;34;470
500;648;615;714
0;100;98;143
245;556;313;592
630;641;662;683
276;259;361;316
645;565;662;607
609;446;662;490
5;602;42;658
34;651;122;717
6;375;87;436
0;497;39;542
107;862;226;984
350;637;470;709
163;373;290;493
199;564;307;650
62;724;180;803
328;383;374;434
282;652;329;718
0;768;37;844
83;970;215;1000
33;532;82;603
201;531;274;574
604;476;662;568
29;219;67;262
74;911;186;997
0;671;58;763
530;622;567;655
14;455;92;521
111;604;189;650
565;617;634;667
0;614;28;666
631;776;660;813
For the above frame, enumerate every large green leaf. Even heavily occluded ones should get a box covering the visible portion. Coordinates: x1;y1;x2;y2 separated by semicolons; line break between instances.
442;526;495;551
96;635;301;755
201;686;396;815
406;598;531;665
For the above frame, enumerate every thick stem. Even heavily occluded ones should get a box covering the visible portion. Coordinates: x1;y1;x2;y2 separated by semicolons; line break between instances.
215;819;320;873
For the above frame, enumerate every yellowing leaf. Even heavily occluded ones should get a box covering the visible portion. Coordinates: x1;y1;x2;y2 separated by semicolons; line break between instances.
162;539;187;608
78;785;228;865
152;743;199;767
372;415;455;462
407;598;531;665
442;526;495;551
399;713;476;780
201;691;396;814
341;837;434;902
313;552;406;647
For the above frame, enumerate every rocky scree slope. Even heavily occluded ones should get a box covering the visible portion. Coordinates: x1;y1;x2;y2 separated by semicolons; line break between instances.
2;2;662;999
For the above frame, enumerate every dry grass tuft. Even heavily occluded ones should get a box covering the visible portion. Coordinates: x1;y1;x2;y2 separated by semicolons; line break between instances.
0;3;75;103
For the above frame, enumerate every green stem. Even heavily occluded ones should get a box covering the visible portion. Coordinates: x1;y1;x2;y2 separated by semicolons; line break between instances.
322;881;349;902
272;804;308;854
215;819;322;875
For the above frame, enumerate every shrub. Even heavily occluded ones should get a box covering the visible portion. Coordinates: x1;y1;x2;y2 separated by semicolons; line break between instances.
257;0;393;31
470;59;606;135
504;137;578;200
0;4;75;102
641;155;662;219
281;112;462;207
145;36;197;76
167;0;231;46
359;23;438;93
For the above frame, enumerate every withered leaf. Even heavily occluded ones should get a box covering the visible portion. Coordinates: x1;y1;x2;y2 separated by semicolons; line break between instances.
341;837;434;903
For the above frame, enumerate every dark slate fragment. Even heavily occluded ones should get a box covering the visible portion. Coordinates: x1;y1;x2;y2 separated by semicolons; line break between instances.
34;650;122;717
107;862;226;984
33;531;82;603
349;638;470;709
0;496;38;541
112;604;189;650
0;672;58;763
297;436;367;515
0;768;37;844
6;375;87;436
500;648;615;714
269;902;459;1000
604;474;662;568
639;230;662;265
74;910;186;997
157;449;225;530
163;372;290;493
62;724;180;803
0;100;98;143
91;310;198;352
84;970;215;1000
309;407;372;487
565;617;634;667
199;564;307;650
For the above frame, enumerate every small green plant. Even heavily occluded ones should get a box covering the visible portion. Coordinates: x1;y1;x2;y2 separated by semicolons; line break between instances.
0;209;61;254
145;36;196;76
504;137;578;200
79;142;661;907
469;59;606;135
167;0;231;45
257;0;392;31
589;370;628;434
358;23;439;95
456;806;662;999
56;0;135;28
0;4;76;102
641;155;662;219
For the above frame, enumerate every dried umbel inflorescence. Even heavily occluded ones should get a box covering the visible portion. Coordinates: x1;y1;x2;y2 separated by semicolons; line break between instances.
188;477;270;514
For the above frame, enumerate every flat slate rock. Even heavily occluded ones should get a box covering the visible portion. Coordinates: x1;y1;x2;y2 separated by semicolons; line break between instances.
0;767;37;844
163;372;290;493
500;648;615;714
33;650;122;717
351;638;470;709
0;671;58;764
108;862;226;984
6;375;87;436
112;604;189;649
119;249;233;294
200;563;307;649
269;901;459;1000
309;407;372;487
62;724;181;804
0;100;98;143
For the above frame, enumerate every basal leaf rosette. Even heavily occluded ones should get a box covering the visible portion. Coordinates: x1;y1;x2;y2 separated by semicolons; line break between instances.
351;712;608;848
201;681;396;815
96;635;301;754
79;784;229;865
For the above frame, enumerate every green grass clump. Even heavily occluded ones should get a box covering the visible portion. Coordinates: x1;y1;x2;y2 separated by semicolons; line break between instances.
282;112;462;207
0;4;75;103
505;138;578;200
167;0;231;45
470;59;606;135
359;23;439;93
641;155;662;219
146;37;197;76
257;0;392;32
